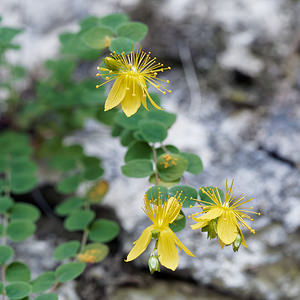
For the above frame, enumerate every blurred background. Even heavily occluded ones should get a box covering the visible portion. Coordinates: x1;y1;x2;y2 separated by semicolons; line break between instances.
1;0;300;299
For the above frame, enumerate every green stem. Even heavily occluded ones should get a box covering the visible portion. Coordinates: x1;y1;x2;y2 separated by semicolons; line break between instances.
152;146;159;186
161;144;169;154
80;228;89;253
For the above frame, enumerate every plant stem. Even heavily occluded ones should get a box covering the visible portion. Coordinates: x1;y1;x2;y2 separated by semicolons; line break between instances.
80;228;89;253
152;146;159;185
161;144;169;154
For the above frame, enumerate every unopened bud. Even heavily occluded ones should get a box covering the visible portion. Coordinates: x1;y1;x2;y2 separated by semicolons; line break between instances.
103;57;119;72
148;255;160;274
232;232;242;252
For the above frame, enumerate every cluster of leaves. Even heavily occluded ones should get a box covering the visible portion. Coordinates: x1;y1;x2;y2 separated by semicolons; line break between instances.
0;11;212;298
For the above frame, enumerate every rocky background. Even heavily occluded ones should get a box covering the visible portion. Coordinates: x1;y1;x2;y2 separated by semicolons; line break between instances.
1;0;300;299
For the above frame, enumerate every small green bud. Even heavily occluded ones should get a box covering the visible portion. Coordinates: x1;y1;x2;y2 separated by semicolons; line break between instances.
103;57;120;72
202;219;217;239
148;255;160;274
232;233;242;252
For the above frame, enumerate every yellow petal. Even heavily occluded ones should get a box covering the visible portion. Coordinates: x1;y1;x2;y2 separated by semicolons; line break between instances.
121;81;142;117
190;219;208;230
195;207;223;221
125;226;153;262
104;77;126;111
217;211;238;245
219;238;225;249
157;228;179;271
171;228;195;257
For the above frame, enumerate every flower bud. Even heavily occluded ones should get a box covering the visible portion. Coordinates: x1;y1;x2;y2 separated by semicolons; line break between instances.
232;232;242;252
148;255;160;274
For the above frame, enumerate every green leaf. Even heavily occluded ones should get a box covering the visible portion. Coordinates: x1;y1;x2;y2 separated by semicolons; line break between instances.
55;197;85;216
199;186;225;205
116;22;148;42
120;130;135;147
138;120;167;143
10;158;37;174
82;26;114;49
157;153;188;182
64;210;95;231
149;174;180;187
168;185;198;208
6;262;31;282
109;37;135;54
0;196;14;213
125;141;152;162
49;155;76;172
7;220;36;242
145;186;169;204
99;13;129;31
10;174;37;194
78;243;109;263
55;262;86;283
35;294;58;300
87;180;109;204
115;112;144;130
5;282;31;299
169;210;186;233
89;219;120;243
121;159;153;178
0;245;14;265
53;241;80;261
0;27;23;47
83;165;104;181
146;110;176;129
180;152;203;174
9;203;40;222
56;174;82;194
31;272;56;293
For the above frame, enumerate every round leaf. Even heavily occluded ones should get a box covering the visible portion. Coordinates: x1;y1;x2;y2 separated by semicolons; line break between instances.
0;245;14;265
7;220;36;242
149;174;180;187
125;141;152;162
53;241;80;261
180;152;203;174
35;294;58;300
89;219;120;243
138;120;167;143
169;210;186;233
10;174;37;194
77;243;109;263
87;180;109;203
82;26;114;49
64;210;95;231
99;13;129;31
5;282;31;299
168;185;198;208
9;203;40;222
6;262;31;282
109;37;135;54
31;272;56;293
0;196;14;213
57;174;82;194
55;262;86;283
121;159;153;178
146;111;176;129
157;153;188;182
116;22;148;42
145;186;169;204
55;197;84;216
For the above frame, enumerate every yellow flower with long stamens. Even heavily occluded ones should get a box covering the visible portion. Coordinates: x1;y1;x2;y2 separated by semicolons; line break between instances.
125;193;195;271
190;180;260;249
96;48;171;117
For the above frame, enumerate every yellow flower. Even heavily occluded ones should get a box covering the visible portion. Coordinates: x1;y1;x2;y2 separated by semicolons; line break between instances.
125;193;195;271
96;48;171;117
190;180;260;249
